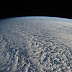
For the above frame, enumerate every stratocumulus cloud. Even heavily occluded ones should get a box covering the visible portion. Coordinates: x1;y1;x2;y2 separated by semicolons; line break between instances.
0;17;72;72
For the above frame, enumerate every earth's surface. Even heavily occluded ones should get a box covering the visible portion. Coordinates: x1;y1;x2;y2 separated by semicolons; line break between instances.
0;16;72;72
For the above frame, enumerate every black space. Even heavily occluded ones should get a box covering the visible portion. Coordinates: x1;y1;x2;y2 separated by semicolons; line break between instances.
0;7;72;19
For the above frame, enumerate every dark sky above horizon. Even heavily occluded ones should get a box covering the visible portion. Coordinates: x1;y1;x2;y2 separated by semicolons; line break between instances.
0;8;72;19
